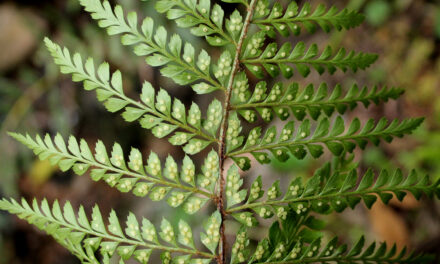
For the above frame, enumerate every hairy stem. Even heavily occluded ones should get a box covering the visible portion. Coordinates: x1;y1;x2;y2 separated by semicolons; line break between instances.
216;1;258;263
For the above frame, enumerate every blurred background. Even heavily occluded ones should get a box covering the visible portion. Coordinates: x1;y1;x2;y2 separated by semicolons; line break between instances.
0;0;439;263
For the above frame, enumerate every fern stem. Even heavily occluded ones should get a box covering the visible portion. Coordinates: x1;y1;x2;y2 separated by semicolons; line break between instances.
226;185;428;213
216;1;258;263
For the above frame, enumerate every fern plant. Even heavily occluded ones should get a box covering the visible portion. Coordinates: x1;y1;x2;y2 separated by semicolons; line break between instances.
1;0;439;263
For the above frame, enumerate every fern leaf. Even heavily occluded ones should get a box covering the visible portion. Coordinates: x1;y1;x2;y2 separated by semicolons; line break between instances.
9;133;217;214
253;1;364;38
155;0;236;46
226;9;245;41
227;164;440;221
4;0;438;263
0;198;216;263
231;226;250;263
228;117;423;169
214;50;234;87
222;0;249;6
200;210;222;254
249;235;434;263
232;82;404;122
226;112;245;152
242;37;378;78
226;164;247;208
45;38;219;153
79;0;225;93
248;213;324;263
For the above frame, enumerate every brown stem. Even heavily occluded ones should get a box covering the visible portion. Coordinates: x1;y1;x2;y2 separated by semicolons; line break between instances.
216;1;258;263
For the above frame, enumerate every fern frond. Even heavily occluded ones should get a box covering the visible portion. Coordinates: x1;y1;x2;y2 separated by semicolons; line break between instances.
232;82;404;122
9;133;219;214
214;50;235;88
250;235;433;264
242;37;378;78
247;213;325;262
5;0;438;262
0;198;216;263
228;117;423;170
230;226;250;263
227;164;440;221
222;0;249;6
155;0;237;46
79;0;225;94
45;38;220;153
253;1;364;38
226;112;245;153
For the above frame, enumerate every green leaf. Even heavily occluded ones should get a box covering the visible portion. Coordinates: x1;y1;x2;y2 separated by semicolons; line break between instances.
125;213;142;241
149;186;171;201
108;210;124;237
243;42;378;78
79;0;224;93
188;102;202;129
155;0;234;47
0;198;216;262
203;99;223;136
226;10;243;40
226;163;439;219
183;196;209;215
178;220;195;249
141;218;158;243
9;133;214;212
232;212;258;227
230;226;249;264
183;138;210;155
45;38;216;150
159;218;176;246
134;249;152;263
198;150;219;192
226;165;247;208
111;70;123;94
104;98;130;112
167;191;189;208
180;155;195;186
226;112;244;152
91;205;106;233
201;211;221;253
229;117;423;166
251;230;434;264
248;176;264;203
